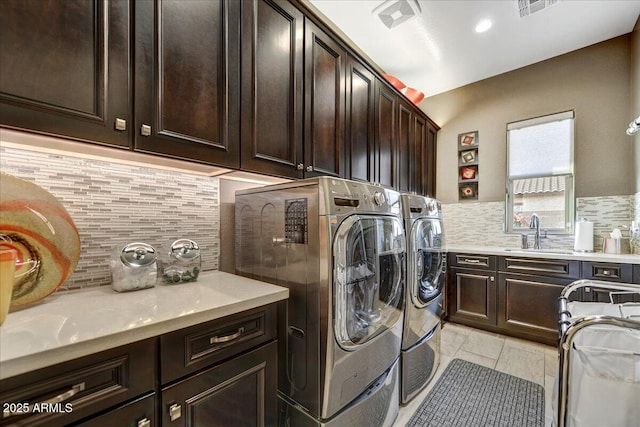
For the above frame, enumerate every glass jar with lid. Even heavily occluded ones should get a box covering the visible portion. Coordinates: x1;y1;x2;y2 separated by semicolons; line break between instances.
161;239;201;284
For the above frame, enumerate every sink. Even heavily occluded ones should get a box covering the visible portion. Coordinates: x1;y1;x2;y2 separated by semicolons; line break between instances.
503;248;575;255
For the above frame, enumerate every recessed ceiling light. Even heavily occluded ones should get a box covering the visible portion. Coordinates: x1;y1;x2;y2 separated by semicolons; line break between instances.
475;19;493;33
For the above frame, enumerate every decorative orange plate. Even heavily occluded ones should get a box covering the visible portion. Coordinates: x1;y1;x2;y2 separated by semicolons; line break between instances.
0;173;80;307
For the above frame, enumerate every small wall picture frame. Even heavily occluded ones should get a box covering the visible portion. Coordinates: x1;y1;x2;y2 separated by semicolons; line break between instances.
460;165;478;181
459;183;478;200
458;130;478;148
459;148;478;164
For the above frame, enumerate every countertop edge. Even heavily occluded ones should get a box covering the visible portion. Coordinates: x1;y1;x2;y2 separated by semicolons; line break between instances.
0;272;289;380
446;246;640;264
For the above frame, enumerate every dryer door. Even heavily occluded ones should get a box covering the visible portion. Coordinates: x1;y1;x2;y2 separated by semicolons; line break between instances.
411;218;445;307
333;215;405;350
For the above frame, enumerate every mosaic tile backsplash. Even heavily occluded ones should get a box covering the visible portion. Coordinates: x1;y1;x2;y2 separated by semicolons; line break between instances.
0;146;220;290
443;195;635;252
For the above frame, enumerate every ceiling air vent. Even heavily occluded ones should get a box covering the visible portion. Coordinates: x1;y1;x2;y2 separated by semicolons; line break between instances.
373;0;422;29
517;0;559;18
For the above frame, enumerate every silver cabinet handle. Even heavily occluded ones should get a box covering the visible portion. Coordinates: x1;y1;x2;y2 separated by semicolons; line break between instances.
464;258;481;264
115;118;127;131
141;124;152;136
306;165;313;172
41;382;85;405
602;270;612;276
138;418;151;427
210;327;244;344
490;276;495;282
169;403;182;421
3;383;86;419
296;163;304;170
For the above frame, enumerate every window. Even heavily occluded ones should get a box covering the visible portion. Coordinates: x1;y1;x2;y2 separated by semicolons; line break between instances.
506;111;574;234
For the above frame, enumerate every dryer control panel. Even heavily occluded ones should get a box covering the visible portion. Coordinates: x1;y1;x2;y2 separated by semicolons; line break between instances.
285;198;308;244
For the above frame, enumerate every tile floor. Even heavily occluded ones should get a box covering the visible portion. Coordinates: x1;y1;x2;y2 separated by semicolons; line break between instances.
394;321;558;426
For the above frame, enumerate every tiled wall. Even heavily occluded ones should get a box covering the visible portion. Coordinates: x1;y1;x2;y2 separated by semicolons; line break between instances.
1;146;220;290
443;195;634;251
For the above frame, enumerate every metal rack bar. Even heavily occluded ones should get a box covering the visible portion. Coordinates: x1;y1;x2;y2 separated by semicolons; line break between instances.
556;279;640;427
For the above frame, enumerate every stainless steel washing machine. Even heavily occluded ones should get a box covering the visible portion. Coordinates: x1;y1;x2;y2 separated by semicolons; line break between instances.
235;177;405;427
399;194;445;404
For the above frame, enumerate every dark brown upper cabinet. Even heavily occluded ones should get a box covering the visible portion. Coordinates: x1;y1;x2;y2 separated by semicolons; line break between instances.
374;78;398;189
303;19;346;178
240;0;304;178
345;54;376;184
413;114;427;195
0;0;131;148
133;0;240;167
397;98;415;194
424;120;438;197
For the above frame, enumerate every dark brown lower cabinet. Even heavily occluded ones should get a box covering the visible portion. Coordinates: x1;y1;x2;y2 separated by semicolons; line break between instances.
161;341;277;427
0;339;157;427
446;253;581;346
0;304;280;427
497;274;571;345
447;267;497;327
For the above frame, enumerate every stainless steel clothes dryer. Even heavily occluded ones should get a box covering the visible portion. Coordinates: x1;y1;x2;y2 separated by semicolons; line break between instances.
399;194;445;404
235;177;406;427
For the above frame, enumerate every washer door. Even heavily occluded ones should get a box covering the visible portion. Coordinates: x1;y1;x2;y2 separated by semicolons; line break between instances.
333;215;405;350
411;218;445;307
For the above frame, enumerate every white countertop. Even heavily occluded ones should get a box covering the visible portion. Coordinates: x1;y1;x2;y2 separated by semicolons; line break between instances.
447;245;640;265
0;271;289;380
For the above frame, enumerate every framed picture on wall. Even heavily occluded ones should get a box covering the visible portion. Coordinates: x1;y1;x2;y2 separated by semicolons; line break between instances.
460;165;478;181
459;183;478;200
458;131;479;149
459;149;478;164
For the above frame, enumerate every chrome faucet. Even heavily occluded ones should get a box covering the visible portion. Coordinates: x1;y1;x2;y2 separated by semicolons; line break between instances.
530;213;542;249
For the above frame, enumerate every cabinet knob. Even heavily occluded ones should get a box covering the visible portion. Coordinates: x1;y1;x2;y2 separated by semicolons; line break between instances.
141;124;152;136
168;403;182;421
306;165;313;172
490;276;495;282
296;163;304;170
137;418;151;427
114;118;127;131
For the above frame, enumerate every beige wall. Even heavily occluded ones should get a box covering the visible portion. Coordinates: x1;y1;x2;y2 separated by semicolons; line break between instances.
632;17;640;192
421;35;634;204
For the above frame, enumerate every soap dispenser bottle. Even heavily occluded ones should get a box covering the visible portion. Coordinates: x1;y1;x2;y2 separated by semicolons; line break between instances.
630;221;640;255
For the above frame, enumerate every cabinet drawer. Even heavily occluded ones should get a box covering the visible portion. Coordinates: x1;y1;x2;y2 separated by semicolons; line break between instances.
75;393;156;427
448;253;496;270
160;304;277;385
0;338;156;427
499;257;580;279
581;261;633;283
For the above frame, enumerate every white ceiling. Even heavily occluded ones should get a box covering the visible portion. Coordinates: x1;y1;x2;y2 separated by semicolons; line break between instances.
308;0;640;98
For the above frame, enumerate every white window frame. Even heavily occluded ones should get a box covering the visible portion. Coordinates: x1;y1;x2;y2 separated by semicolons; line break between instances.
505;110;575;234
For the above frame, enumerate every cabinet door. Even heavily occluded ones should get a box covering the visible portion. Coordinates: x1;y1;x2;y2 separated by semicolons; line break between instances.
345;55;375;183
0;0;130;147
134;0;240;167
240;0;304;178
374;78;398;188
161;341;277;427
447;268;497;326
413;114;427;195
424;121;438;197
303;19;346;178
497;274;569;345
397;99;414;193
